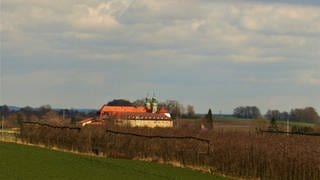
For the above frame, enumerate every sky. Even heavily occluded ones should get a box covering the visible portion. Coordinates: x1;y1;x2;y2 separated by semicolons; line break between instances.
1;0;319;114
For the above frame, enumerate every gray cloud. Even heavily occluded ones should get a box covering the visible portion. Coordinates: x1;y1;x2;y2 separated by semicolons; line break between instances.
205;0;320;5
1;0;319;113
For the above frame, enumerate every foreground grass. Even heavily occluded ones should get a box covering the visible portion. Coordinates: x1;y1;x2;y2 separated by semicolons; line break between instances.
0;142;225;180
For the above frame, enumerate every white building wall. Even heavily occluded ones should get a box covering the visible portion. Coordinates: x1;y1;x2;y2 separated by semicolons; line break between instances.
115;119;173;128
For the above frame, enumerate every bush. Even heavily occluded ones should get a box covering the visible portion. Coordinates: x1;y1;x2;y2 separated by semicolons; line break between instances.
20;122;320;180
291;125;314;134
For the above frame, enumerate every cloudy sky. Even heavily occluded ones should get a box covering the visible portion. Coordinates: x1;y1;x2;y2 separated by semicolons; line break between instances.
1;0;319;114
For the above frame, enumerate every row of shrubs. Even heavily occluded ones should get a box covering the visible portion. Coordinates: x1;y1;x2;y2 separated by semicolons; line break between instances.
20;122;320;180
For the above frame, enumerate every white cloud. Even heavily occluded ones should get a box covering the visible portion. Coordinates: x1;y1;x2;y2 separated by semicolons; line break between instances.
2;0;319;63
298;70;320;86
1;0;320;111
230;4;320;34
70;2;127;30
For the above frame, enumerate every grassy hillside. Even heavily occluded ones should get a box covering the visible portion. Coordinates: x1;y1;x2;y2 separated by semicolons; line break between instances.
0;142;225;180
176;117;319;132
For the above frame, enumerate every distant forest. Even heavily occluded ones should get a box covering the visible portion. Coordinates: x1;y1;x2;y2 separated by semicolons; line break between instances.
0;99;319;128
233;106;320;123
0;105;95;128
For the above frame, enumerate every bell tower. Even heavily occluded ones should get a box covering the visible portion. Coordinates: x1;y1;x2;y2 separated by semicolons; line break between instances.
151;95;158;113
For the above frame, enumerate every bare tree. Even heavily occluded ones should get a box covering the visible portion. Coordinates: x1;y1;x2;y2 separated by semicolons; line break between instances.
132;99;145;106
290;107;319;123
233;106;261;119
265;110;280;120
159;100;185;119
41;111;66;125
186;105;195;118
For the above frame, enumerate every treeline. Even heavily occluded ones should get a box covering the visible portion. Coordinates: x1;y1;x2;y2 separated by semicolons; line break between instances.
233;106;320;123
266;107;320;123
233;106;261;119
2;102;319;127
0;105;94;128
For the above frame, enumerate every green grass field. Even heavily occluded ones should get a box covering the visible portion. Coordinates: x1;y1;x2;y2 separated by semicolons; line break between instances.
0;142;225;180
177;117;319;133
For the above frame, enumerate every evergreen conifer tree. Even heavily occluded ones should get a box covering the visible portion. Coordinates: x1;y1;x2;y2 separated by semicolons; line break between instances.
205;109;213;129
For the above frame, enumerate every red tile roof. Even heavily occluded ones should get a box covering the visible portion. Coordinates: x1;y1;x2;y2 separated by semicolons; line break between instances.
99;105;172;121
158;107;169;113
100;106;147;113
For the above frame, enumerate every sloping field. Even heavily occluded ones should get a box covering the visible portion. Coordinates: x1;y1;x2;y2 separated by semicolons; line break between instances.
0;142;225;180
